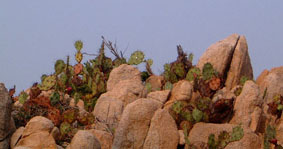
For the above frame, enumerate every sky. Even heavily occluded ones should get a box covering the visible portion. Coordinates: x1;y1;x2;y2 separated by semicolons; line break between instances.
1;1;283;94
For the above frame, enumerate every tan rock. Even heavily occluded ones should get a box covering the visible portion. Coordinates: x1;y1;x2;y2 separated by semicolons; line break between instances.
225;35;253;89
112;98;162;149
229;81;263;132
50;127;60;141
69;98;84;110
189;123;262;149
179;130;185;145
276;121;283;146
70;130;101;149
88;129;113;149
16;131;57;149
147;90;170;104
22;116;54;137
144;109;179;149
256;69;269;85
197;34;240;76
212;87;236;103
164;80;193;109
92;95;124;131
107;64;141;91
11;127;25;149
145;75;164;91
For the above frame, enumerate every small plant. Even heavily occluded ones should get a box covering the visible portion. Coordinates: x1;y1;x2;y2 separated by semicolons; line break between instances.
128;50;145;65
240;76;249;86
19;91;28;104
264;125;276;149
202;63;217;81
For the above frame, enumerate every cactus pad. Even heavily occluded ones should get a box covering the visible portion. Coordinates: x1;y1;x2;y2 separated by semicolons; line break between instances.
128;50;145;65
19;91;28;104
75;51;83;63
54;59;66;75
74;40;83;51
39;75;56;91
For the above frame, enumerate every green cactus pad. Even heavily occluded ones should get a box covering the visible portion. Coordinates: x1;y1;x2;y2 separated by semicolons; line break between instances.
164;81;173;90
192;108;203;122
145;82;152;93
172;62;186;78
164;63;171;72
60;122;71;135
172;101;184;114
188;53;194;63
147;59;153;66
218;131;231;148
40;74;48;83
39;75;56;91
230;126;244;142
74;40;83;51
240;76;249;86
186;67;201;81
128;50;145;65
202;63;216;81
19;91;28;104
54;59;66;75
50;92;60;106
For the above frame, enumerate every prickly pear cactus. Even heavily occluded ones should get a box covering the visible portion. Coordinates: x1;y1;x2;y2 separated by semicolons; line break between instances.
128;50;145;65
240;76;249;86
202;63;216;81
75;51;83;63
113;58;127;67
186;67;201;81
74;40;83;51
230;125;244;142
39;75;56;91
164;81;173;90
41;74;48;83
147;59;153;66
54;59;66;75
50;91;60;106
60;122;72;136
192;108;203;122
19;91;28;104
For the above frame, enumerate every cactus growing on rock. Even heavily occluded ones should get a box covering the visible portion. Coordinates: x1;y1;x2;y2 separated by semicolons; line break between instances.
55;59;66;75
128;50;145;65
39;75;56;91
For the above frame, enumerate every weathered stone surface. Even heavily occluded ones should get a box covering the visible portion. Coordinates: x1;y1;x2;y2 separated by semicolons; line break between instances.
147;90;170;104
0;83;15;149
276;121;283;146
88;129;113;149
112;98;162;149
22;116;54;137
145;75;164;92
50;127;60;141
70;130;101;149
93;95;124;131
230;81;263;132
225;36;253;89
188;123;262;149
16;131;57;149
212;87;236;103
10;127;25;149
164;80;193;109
107;64;141;91
197;34;240;76
144;109;179;149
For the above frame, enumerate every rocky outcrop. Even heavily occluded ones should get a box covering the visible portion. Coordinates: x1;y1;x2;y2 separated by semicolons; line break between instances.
188;123;262;149
225;36;253;89
145;75;164;92
10;127;24;149
0;83;15;149
15;116;57;148
112;98;162;149
143;109;179;149
69;130;101;149
88;129;113;149
229;81;263;132
147;90;170;104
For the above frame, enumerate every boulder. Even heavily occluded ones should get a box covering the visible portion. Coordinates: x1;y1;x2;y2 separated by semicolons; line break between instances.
107;64;141;91
225;36;253;89
112;98;162;149
10;127;24;149
164;80;193;109
0;83;15;148
197;34;240;76
145;75;164;92
143;109;179;149
188;123;262;149
147;90;170;104
229;81;263;132
22;116;54;137
70;130;101;149
88;129;113;149
92;95;123;131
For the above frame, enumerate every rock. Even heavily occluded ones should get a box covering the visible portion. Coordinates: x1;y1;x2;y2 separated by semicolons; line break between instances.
104;79;144;107
88;129;113;149
0;83;15;148
197;34;240;76
22;116;54;137
256;69;269;85
16;131;57;149
230;81;263;132
107;64;141;91
69;98;84;110
257;66;283;104
225;36;253;89
10;127;25;149
147;90;170;104
70;130;101;149
179;130;185;145
276;122;283;146
144;109;179;149
188;123;262;149
145;75;164;92
14;146;31;149
92;95;124;131
50;127;60;141
164;80;193;109
112;98;162;149
13;101;23;108
212;87;236;103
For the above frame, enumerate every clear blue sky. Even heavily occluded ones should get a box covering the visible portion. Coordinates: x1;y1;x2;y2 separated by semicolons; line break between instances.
1;1;283;94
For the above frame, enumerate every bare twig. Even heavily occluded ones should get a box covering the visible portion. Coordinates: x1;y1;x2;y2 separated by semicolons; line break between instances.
146;62;154;76
101;36;124;60
81;52;98;56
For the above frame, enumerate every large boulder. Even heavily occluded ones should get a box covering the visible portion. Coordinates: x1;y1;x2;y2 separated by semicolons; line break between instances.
143;109;179;149
164;80;193;109
69;130;101;149
112;98;162;149
197;34;240;76
188;123;262;149
88;129;113;149
145;75;164;92
92;95;124;131
147;90;170;104
10;127;24;149
225;36;253;89
107;64;141;91
15;116;57;149
229;81;263;132
0;83;15;149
